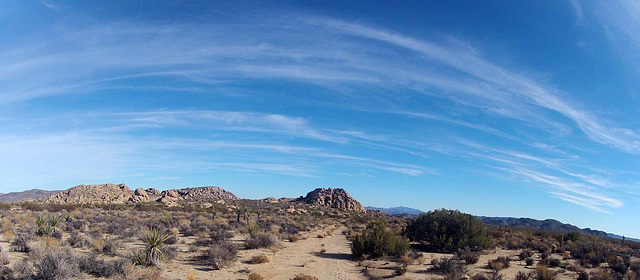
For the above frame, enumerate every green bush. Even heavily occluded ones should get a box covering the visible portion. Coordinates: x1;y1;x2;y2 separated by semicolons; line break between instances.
566;236;608;267
404;209;492;252
351;220;410;258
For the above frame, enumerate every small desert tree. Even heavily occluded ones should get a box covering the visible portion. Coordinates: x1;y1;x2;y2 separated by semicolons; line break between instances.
351;220;410;258
404;209;491;252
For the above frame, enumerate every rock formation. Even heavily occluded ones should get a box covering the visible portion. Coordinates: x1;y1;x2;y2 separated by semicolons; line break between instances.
299;188;366;212
158;186;238;203
38;184;140;204
37;184;236;205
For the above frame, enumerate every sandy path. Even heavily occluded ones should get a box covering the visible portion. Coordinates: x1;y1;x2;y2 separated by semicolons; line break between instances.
249;226;365;280
164;225;366;280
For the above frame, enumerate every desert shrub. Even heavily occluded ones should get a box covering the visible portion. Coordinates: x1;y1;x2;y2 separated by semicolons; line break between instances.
49;229;63;240
473;273;504;280
0;266;12;280
515;271;531;280
519;249;534;260
291;274;318;280
404;209;491;252
430;257;466;276
11;231;33;252
103;237;121;256
287;234;300;242
165;234;178;245
79;252;125;277
12;260;33;278
457;246;481;264
532;264;557;280
351;220;409;258
394;265;407;276
577;271;589;280
567;236;608;267
162;246;178;261
20;246;82;280
210;229;233;243
250;254;272;264
20;202;44;212
67;231;91;248
540;252;549;260
118;264;164;280
280;223;300;235
548;258;561;268
203;241;238;269
131;249;149;266
488;256;510;271
526;258;535;266
249;272;265;280
246;233;276;249
607;257;629;275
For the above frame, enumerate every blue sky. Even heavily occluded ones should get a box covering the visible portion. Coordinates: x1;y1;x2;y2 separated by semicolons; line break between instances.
2;1;640;237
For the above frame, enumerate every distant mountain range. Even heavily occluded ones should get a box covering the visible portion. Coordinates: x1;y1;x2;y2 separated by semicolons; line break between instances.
479;216;639;241
365;206;424;217
479;216;608;236
0;189;61;203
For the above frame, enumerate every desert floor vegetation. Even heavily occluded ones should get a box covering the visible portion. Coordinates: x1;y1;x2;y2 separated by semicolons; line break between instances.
0;202;638;279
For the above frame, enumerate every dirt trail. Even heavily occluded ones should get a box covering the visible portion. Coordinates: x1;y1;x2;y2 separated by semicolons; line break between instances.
164;225;366;280
248;225;365;280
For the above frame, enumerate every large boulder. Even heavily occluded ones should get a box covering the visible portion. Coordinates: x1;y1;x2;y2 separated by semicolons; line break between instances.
299;188;366;212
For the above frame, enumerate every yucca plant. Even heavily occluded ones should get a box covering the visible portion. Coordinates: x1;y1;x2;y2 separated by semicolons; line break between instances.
132;249;148;266
35;215;53;236
141;228;170;266
48;215;61;230
63;212;74;222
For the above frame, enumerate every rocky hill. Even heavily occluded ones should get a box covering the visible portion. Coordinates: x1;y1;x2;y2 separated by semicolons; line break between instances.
298;188;365;212
0;189;62;203
158;186;238;204
37;183;237;205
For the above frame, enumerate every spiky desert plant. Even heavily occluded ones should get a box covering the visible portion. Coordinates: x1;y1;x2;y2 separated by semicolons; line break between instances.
35;216;53;236
141;228;170;266
48;215;61;229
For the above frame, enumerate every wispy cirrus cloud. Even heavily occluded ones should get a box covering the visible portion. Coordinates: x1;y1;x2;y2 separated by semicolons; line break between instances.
5;14;634;154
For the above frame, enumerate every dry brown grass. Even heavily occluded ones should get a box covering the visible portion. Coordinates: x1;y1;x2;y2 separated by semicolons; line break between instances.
291;274;319;280
250;254;272;264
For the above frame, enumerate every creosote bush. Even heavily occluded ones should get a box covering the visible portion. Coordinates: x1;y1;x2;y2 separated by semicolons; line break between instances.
457;246;481;264
16;244;82;280
246;233;276;249
204;241;238;270
532;264;557;280
351;220;409;258
429;257;466;279
488;256;511;271
79;252;125;277
404;209;491;252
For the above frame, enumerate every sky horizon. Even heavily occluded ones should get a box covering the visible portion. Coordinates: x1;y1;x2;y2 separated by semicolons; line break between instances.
2;1;640;238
